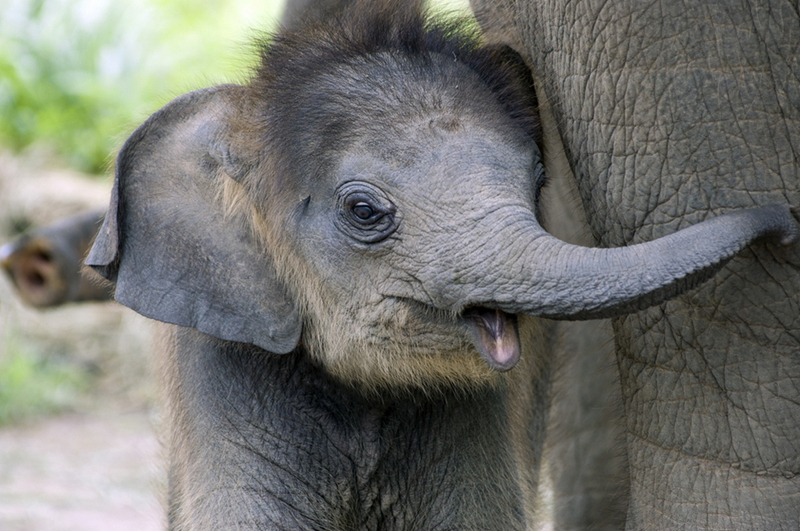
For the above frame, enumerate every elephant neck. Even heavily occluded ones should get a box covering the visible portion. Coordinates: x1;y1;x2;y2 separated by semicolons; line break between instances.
164;327;533;529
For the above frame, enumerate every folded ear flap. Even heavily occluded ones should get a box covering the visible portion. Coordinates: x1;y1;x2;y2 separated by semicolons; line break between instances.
87;85;301;354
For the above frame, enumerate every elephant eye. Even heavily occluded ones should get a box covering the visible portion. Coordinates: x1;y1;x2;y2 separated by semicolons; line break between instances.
335;182;398;244
352;202;376;222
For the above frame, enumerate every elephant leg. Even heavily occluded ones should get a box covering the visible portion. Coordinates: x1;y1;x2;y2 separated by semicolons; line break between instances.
536;92;628;531
544;319;628;531
473;0;800;527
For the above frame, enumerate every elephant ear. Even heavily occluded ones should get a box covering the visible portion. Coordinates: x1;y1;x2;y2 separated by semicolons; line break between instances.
86;85;301;354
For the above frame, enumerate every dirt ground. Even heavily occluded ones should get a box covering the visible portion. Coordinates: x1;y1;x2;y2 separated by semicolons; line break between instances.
0;410;162;531
0;152;164;530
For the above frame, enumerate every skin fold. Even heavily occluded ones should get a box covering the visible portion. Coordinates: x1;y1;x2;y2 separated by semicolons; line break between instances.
472;0;800;528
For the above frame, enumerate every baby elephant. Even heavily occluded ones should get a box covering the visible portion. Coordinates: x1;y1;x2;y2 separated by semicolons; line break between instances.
86;2;799;529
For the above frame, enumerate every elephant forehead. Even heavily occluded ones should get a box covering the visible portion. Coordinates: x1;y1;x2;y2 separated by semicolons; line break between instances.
336;121;535;195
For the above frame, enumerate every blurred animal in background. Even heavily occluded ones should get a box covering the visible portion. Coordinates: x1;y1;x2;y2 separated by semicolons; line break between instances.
1;210;111;307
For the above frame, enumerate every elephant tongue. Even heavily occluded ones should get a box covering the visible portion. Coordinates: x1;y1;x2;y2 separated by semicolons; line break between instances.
465;308;521;371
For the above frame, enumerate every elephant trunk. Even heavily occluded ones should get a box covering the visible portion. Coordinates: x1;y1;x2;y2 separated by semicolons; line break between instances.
446;203;797;370
450;204;798;321
1;210;112;307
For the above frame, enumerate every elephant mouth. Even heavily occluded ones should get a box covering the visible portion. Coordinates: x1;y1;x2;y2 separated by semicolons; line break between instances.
463;307;521;371
384;296;522;371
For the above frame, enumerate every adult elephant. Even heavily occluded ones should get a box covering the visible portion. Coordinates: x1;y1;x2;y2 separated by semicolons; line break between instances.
472;0;800;528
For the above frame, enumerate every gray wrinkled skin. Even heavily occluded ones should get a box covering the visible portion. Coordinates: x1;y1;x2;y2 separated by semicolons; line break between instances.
87;5;556;527
472;0;800;528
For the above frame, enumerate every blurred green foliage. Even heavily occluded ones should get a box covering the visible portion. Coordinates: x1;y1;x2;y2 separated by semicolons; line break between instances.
0;333;89;425
0;0;285;174
0;0;470;176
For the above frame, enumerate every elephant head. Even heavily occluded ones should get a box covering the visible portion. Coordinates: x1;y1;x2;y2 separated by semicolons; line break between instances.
87;4;798;392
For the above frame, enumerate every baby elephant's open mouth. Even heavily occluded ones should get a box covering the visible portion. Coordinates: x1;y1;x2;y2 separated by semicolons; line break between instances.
463;308;521;371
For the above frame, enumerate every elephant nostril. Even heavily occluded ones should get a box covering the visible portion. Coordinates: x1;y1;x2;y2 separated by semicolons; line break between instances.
33;249;52;263
25;270;46;288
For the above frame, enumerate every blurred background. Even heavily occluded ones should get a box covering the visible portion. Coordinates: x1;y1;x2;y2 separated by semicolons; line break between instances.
0;2;287;528
0;0;467;529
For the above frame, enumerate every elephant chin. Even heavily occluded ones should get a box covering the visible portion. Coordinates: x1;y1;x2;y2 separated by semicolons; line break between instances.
464;308;521;371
